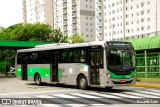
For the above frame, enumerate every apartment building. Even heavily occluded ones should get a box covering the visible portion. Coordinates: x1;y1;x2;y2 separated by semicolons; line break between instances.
103;0;160;41
23;0;54;28
54;0;96;42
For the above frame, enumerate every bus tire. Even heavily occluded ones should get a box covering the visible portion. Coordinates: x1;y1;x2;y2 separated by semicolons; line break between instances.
78;75;88;90
35;74;41;86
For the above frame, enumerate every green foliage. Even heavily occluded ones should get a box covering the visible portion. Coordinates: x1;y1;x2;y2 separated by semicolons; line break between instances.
69;35;85;43
48;29;68;43
0;23;67;68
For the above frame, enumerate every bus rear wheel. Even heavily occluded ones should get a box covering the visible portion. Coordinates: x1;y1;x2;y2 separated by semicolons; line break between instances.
78;75;88;90
35;74;41;86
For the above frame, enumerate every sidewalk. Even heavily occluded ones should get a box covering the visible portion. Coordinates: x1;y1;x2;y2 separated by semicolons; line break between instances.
131;82;160;89
0;73;16;78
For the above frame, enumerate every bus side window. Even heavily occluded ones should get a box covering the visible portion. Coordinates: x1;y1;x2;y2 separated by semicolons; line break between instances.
17;53;22;64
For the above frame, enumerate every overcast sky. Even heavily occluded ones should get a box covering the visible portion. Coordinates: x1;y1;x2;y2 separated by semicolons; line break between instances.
0;0;23;28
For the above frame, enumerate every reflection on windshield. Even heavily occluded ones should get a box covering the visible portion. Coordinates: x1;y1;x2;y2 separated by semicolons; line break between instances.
107;49;134;69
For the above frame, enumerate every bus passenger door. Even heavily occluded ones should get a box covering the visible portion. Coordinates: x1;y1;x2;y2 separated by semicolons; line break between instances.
50;53;59;82
21;54;28;80
89;50;100;85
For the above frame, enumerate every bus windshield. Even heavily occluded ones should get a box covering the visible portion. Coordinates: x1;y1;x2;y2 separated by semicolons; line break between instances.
107;49;135;70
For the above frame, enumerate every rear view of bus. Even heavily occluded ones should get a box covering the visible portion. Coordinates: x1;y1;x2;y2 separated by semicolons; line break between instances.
105;41;136;87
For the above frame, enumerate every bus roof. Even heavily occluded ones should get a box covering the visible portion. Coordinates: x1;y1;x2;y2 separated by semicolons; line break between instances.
17;41;106;53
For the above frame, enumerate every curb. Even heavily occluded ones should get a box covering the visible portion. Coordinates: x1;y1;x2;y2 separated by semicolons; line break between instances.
132;83;160;89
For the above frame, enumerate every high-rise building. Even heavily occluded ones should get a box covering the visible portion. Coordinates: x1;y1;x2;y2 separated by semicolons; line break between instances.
54;0;96;42
23;0;54;28
103;0;160;41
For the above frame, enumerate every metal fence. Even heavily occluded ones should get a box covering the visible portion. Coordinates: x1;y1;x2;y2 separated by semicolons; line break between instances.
136;52;160;83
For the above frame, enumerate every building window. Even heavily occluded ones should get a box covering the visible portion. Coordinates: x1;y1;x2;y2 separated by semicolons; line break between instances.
147;18;150;22
131;14;133;17
147;10;150;14
136;12;139;16
112;10;115;14
147;26;150;30
141;26;144;31
141;2;144;7
141;18;144;23
136;20;139;24
112;3;115;7
136;4;139;8
126;14;128;18
141;10;144;15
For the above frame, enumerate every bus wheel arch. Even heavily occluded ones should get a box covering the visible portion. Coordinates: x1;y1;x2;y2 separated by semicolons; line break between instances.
34;73;41;86
77;74;88;90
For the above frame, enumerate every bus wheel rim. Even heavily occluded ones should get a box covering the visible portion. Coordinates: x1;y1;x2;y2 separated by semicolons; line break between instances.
80;78;86;87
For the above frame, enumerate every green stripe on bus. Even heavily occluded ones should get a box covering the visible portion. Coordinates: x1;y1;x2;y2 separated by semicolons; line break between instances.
28;68;50;78
110;71;134;79
16;68;22;77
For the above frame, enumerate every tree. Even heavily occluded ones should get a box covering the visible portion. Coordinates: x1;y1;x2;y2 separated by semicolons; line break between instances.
69;35;85;43
48;29;68;43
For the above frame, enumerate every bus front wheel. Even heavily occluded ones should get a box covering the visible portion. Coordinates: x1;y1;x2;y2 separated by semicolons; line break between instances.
78;75;88;90
35;74;41;86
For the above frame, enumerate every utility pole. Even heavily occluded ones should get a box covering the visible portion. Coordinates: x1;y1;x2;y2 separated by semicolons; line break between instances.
123;0;126;41
101;0;105;41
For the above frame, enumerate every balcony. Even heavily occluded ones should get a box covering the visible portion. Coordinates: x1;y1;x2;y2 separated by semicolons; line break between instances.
96;2;101;6
72;6;76;11
63;10;67;14
72;1;76;5
97;15;101;19
63;0;66;3
63;27;67;31
72;13;77;17
63;4;67;8
97;29;102;33
63;21;67;25
97;22;102;26
72;24;77;29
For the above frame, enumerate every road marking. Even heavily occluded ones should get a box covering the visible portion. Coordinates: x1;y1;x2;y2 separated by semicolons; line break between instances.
41;104;62;107
135;90;160;97
71;93;101;98
88;92;121;98
105;92;142;98
36;95;56;98
66;104;87;107
0;89;79;96
144;89;160;93
122;91;159;98
52;94;78;98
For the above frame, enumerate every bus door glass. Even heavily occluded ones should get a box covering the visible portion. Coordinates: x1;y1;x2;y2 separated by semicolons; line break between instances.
21;54;28;80
50;53;59;82
89;49;100;85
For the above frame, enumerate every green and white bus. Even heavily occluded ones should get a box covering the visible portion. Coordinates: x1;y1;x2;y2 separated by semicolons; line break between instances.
15;41;136;89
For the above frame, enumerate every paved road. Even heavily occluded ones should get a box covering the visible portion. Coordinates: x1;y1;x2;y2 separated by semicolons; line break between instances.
0;77;160;107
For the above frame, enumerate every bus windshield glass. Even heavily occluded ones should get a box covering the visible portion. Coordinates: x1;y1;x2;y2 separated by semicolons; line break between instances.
106;42;135;71
107;49;135;70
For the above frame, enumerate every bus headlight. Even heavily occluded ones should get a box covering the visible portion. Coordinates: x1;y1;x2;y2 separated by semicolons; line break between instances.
134;72;136;76
106;73;111;78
